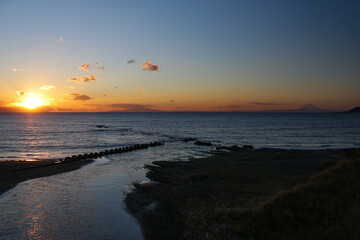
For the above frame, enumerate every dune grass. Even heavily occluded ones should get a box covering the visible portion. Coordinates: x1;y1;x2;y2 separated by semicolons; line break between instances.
228;157;360;239
127;149;358;240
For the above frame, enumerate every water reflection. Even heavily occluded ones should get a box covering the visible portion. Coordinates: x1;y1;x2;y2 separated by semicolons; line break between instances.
0;152;148;240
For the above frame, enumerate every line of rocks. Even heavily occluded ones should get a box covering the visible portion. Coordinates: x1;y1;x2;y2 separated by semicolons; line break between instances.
56;142;164;164
182;137;254;150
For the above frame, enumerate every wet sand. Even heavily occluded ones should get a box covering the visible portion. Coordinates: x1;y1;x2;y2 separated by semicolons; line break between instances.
0;159;93;196
125;147;351;239
0;142;163;197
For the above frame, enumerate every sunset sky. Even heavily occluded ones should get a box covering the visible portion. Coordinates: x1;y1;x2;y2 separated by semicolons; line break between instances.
0;0;359;112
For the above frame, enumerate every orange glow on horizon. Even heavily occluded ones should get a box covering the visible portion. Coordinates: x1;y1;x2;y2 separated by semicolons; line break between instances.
14;93;48;110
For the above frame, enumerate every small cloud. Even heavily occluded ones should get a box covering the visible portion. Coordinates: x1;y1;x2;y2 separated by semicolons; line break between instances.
136;89;145;93
39;85;55;90
12;67;23;72
103;95;107;97
58;37;64;42
107;104;153;111
245;101;285;106
67;75;97;84
70;93;92;101
98;66;105;71
127;59;135;64
79;63;90;72
169;100;175;103
114;86;118;89
141;61;159;72
16;91;25;96
69;86;74;89
214;105;242;109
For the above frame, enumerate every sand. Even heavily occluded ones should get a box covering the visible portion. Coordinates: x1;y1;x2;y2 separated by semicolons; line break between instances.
0;159;92;196
0;142;164;196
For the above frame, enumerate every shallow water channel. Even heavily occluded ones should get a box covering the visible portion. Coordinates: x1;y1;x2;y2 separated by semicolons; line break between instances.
0;151;157;240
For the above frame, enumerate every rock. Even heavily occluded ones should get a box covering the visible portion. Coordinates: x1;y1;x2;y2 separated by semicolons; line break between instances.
242;145;254;150
96;125;108;128
183;137;197;142
194;140;213;146
185;175;210;183
216;145;241;151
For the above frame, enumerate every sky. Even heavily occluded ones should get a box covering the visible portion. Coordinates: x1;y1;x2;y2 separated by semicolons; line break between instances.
0;0;359;112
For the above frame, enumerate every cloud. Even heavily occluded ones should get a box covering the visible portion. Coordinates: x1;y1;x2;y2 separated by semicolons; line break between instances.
58;37;64;42
141;61;159;71
107;104;153;111
169;100;175;103
12;67;23;72
16;91;25;96
70;93;92;101
136;89;145;93
98;66;105;71
85;103;161;112
79;63;90;72
39;85;55;90
67;75;97;84
0;106;54;113
127;59;135;64
245;101;285;106
214;105;242;109
0;100;9;107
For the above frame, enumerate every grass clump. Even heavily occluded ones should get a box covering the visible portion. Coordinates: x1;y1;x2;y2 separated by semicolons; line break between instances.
235;157;360;240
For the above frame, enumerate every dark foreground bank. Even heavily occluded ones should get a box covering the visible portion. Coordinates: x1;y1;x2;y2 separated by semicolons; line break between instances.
126;147;360;240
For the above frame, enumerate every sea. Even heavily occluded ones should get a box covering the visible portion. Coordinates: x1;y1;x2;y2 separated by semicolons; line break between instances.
0;112;359;239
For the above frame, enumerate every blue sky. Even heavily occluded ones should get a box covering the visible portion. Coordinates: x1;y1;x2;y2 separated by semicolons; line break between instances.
0;0;359;111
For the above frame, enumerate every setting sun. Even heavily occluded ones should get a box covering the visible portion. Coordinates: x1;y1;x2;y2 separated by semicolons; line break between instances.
18;94;46;109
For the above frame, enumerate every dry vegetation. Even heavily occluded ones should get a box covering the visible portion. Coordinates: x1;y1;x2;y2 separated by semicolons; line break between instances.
127;148;360;239
235;157;360;240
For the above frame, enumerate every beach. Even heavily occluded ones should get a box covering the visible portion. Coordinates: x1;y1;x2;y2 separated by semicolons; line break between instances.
1;112;360;239
1;146;360;239
125;147;360;239
0;159;93;196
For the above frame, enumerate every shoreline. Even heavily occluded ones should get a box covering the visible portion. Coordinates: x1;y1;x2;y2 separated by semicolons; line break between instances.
1;146;359;239
125;147;359;239
0;159;93;197
0;141;163;197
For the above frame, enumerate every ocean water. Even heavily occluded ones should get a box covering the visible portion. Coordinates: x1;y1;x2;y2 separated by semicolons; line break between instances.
0;112;359;239
0;112;360;162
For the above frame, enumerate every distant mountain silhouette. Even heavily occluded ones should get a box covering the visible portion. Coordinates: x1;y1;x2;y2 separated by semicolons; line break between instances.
260;104;332;113
291;104;331;113
347;106;360;113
